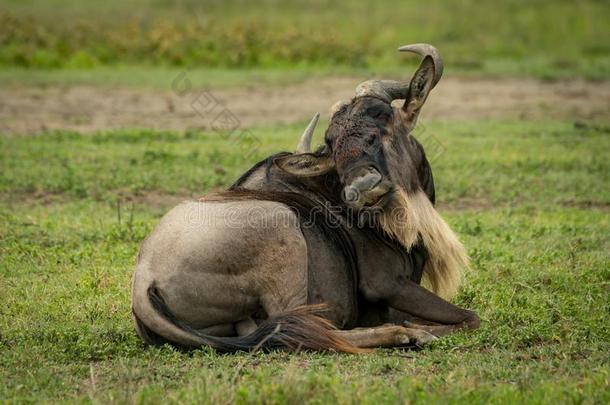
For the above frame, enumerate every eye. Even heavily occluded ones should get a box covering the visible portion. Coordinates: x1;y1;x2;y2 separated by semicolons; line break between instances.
367;105;392;122
365;133;376;146
373;110;390;121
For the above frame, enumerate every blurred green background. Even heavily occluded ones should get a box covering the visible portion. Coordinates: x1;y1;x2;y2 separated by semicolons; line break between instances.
1;0;609;78
1;1;609;403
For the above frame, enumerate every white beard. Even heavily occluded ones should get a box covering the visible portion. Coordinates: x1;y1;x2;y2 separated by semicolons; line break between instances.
378;188;469;299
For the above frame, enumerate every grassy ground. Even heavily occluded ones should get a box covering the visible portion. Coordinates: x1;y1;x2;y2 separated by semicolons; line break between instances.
1;0;609;79
0;66;335;89
1;1;609;402
1;120;609;403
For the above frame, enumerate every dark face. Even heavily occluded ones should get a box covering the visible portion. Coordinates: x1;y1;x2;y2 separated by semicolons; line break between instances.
274;48;439;212
324;97;396;209
276;95;431;211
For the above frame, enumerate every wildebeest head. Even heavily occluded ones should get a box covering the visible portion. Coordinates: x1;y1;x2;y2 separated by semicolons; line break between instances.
274;44;468;299
275;44;442;211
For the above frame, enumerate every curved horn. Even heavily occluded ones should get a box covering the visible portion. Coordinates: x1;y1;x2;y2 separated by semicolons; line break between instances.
398;43;444;88
296;112;320;154
354;43;443;101
354;79;409;102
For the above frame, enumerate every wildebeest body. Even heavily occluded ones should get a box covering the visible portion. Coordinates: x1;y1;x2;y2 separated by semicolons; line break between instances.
132;44;480;352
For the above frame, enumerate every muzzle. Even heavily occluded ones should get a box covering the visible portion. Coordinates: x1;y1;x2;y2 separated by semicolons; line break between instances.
341;166;391;209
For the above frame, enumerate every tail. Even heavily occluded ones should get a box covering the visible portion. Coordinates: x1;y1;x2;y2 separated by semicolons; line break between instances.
132;275;361;353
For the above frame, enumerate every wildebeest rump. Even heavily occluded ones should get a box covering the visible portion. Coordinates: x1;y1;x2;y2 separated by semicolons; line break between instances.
131;44;480;352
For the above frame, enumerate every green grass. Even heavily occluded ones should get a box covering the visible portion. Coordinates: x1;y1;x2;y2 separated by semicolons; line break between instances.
1;119;609;403
1;120;608;205
0;66;340;89
0;0;609;79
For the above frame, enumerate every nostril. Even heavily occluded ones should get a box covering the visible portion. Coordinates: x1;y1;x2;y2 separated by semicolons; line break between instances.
349;169;382;192
342;186;361;204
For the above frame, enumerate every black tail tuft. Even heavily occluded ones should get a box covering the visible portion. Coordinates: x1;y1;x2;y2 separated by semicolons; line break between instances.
146;286;361;353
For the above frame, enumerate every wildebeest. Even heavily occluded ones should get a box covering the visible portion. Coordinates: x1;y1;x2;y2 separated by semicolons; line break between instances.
131;44;480;352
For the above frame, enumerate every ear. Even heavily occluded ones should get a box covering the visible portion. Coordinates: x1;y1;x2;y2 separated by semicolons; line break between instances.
403;55;436;129
274;153;335;177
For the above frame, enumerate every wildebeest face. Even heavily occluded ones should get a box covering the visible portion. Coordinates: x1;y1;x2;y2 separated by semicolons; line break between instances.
324;97;395;209
275;44;443;211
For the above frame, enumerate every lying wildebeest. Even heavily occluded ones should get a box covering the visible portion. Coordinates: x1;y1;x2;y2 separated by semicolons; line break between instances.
132;44;480;352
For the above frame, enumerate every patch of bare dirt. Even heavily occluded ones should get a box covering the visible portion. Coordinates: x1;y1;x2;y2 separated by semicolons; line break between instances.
0;190;197;210
124;191;196;210
559;199;610;212
1;76;608;134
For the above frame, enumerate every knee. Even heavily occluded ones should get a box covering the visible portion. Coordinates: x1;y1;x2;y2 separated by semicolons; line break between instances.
462;310;480;329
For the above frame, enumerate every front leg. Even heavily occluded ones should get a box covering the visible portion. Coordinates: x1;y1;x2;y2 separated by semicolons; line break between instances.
382;308;465;338
361;276;480;335
389;279;479;327
335;324;437;348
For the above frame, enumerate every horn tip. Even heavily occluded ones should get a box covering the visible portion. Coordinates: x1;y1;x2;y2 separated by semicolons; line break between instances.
397;43;438;53
308;112;320;127
398;43;423;52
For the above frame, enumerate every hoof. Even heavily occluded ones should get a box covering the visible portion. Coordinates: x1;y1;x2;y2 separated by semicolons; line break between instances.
396;327;438;347
463;312;481;329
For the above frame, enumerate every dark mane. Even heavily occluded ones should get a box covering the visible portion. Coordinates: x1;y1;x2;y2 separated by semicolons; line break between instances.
229;152;291;189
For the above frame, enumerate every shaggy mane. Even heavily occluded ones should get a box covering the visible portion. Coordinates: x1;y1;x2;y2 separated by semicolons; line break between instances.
378;188;469;299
